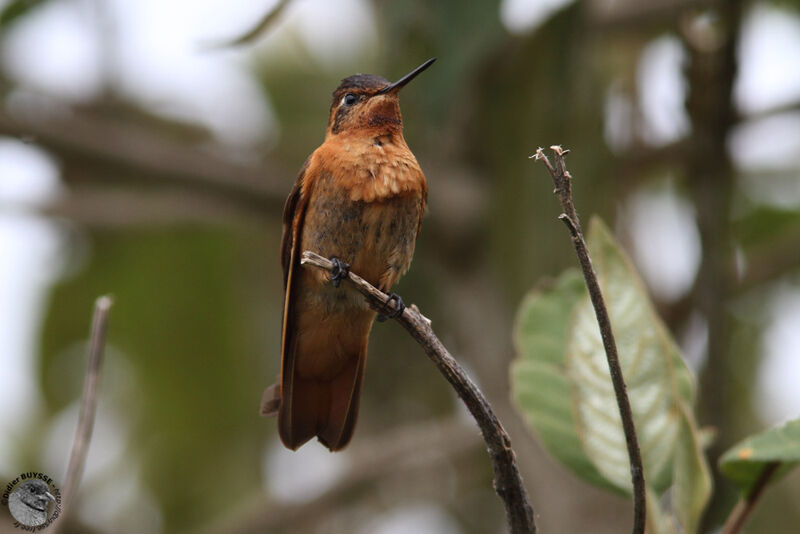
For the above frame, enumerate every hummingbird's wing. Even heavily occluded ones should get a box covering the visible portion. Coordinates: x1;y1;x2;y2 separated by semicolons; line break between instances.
260;158;310;419
280;157;311;286
276;152;372;452
416;184;428;239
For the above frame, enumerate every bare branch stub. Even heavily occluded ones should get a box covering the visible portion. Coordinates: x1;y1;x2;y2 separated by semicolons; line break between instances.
300;251;537;534
533;147;646;534
52;296;113;534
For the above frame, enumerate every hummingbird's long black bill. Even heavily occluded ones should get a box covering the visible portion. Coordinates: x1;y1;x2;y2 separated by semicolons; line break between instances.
376;58;436;95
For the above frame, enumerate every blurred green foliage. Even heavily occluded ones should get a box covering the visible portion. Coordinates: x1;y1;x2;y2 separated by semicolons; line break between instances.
40;227;271;530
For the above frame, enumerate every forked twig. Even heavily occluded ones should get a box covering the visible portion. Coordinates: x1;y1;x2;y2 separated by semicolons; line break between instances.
532;146;646;534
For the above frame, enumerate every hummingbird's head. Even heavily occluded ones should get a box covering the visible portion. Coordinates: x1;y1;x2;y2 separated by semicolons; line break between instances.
326;58;435;138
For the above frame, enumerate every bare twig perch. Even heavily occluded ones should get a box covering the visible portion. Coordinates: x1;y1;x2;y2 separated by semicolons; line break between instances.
721;461;780;534
52;296;113;533
301;251;536;534
532;146;646;534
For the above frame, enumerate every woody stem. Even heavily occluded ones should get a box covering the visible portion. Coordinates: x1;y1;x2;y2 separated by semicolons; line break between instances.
532;146;646;534
301;251;537;534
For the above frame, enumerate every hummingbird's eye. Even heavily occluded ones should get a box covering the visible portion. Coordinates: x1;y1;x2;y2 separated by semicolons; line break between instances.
342;93;357;106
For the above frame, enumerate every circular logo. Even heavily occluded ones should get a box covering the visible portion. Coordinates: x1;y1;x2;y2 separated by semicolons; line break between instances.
2;473;61;531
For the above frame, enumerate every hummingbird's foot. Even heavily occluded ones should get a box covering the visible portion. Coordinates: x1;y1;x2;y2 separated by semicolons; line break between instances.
377;293;405;322
329;257;350;288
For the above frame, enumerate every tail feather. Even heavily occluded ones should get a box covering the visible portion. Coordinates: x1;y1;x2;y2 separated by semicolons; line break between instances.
277;324;369;451
317;354;365;450
279;376;323;450
278;354;365;451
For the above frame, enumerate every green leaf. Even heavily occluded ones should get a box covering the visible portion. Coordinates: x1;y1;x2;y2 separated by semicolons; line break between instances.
511;217;711;531
565;217;696;494
672;403;712;534
515;271;587;367
512;270;621;493
720;418;800;494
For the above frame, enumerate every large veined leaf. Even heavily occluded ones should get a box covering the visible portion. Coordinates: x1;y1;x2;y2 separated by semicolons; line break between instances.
720;418;800;494
512;216;710;531
512;270;620;493
565;218;695;493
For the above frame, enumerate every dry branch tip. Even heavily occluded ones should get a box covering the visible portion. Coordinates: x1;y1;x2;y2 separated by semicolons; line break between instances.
532;146;646;534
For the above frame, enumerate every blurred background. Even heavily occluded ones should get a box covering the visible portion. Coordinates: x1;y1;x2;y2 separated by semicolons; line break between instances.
0;0;799;532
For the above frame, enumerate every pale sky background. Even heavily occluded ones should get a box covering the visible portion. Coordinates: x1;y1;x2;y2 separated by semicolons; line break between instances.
1;0;800;531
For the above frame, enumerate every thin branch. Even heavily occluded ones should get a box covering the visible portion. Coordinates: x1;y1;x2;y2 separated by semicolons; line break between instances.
532;146;646;534
52;295;113;533
0;105;288;211
0;102;488;231
721;461;780;534
200;0;293;48
41;186;273;228
300;251;536;534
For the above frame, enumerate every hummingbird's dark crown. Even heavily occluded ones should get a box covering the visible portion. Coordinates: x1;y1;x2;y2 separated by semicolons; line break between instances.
332;74;390;101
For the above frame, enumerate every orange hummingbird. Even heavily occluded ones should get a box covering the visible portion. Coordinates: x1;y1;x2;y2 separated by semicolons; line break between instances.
262;59;435;451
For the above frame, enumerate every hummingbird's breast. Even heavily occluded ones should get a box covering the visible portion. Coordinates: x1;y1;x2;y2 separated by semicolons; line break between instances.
321;133;425;203
299;135;426;299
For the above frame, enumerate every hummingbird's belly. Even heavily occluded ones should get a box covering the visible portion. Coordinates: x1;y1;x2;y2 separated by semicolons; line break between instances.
301;172;423;296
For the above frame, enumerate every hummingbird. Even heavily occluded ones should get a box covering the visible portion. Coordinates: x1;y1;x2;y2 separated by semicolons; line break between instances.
262;59;435;451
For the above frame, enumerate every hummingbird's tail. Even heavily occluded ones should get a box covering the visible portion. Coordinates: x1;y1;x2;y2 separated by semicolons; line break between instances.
277;310;371;451
287;353;365;451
